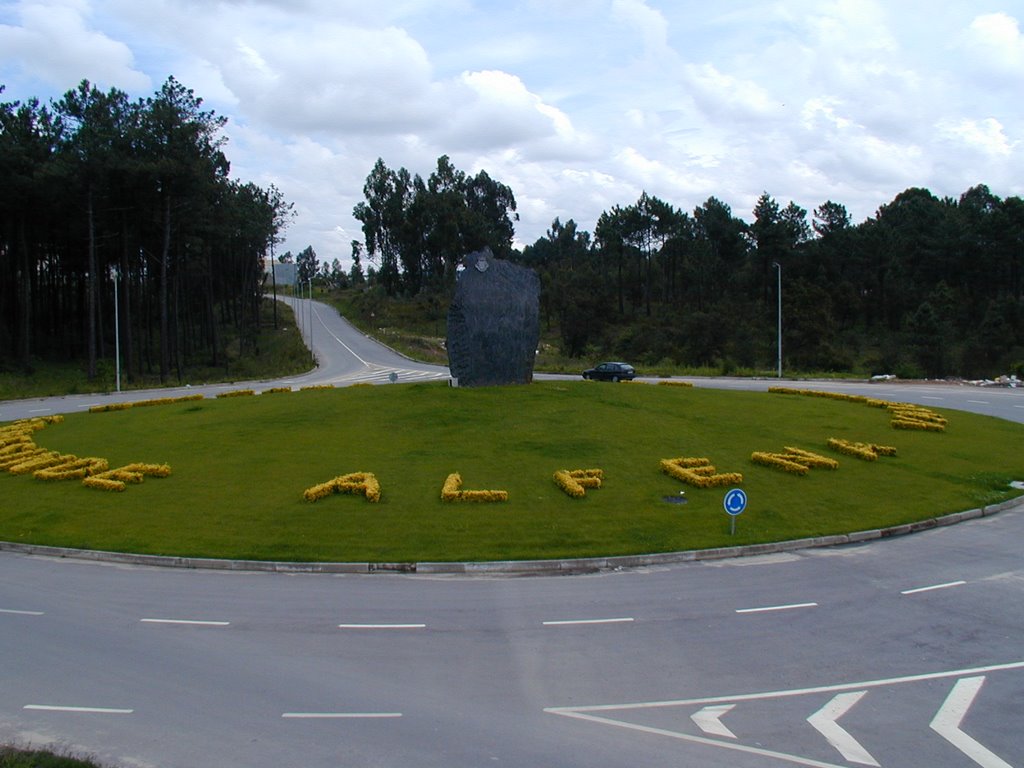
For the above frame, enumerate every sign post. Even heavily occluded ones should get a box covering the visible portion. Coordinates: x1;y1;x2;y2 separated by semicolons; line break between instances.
723;488;747;536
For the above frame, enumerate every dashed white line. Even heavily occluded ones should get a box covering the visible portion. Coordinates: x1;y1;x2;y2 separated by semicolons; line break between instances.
140;618;231;626
735;602;818;614
337;623;426;629
967;399;989;405
78;403;101;409
0;608;44;616
24;705;133;714
901;580;966;595
282;712;403;719
543;617;635;626
922;396;944;400
28;408;51;413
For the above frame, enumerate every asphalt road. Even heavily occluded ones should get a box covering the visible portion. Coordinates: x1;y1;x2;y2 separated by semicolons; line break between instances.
2;509;1023;768
2;297;1023;766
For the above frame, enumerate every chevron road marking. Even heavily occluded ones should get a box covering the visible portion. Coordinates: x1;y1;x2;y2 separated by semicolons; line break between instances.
332;366;450;386
806;691;878;766
546;660;1024;767
930;676;1012;768
690;704;737;739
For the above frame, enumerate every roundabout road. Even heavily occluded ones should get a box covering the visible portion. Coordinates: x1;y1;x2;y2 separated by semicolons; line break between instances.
2;298;1023;767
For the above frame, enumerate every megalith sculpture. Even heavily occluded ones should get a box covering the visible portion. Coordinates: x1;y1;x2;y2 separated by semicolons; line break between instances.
446;247;540;387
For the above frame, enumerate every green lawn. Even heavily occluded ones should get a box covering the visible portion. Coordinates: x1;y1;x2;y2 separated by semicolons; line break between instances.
2;382;1022;563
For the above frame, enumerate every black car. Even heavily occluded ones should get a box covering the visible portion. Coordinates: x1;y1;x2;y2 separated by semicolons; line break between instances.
582;361;636;382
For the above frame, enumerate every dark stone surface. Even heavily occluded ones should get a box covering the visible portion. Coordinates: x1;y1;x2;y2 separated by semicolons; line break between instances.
446;248;540;387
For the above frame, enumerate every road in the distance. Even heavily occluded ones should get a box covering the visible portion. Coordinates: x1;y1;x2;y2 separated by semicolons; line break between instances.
2;295;1022;423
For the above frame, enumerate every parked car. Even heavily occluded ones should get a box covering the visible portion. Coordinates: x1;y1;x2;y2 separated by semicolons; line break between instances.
582;361;636;382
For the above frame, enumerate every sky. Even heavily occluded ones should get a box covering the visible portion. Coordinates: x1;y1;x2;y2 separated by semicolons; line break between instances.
2;0;1023;266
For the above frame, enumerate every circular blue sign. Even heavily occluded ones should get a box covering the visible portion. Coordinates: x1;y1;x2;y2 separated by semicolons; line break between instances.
723;488;747;516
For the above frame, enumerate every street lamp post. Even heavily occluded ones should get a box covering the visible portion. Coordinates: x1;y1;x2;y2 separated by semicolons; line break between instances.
308;279;314;364
111;265;121;393
773;262;782;378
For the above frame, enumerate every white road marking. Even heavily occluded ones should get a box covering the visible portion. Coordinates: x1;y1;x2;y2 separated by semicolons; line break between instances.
140;618;230;626
337;623;426;629
0;608;44;616
735;602;818;614
548;661;1024;768
967;400;990;405
546;660;1024;712
901;580;966;595
543;617;635;626
549;710;853;768
930;676;1012;768
314;308;369;367
78;404;101;409
24;705;133;714
806;691;879;766
282;712;402;719
28;408;51;413
922;396;944;400
691;704;737;738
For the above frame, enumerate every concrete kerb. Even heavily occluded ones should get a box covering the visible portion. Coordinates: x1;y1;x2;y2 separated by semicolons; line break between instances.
1;496;1021;576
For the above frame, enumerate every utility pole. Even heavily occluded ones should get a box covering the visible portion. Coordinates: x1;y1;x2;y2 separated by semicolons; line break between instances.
773;262;782;378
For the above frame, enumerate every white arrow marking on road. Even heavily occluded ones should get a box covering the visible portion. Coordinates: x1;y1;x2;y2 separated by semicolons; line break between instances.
930;676;1012;768
806;691;879;766
691;704;736;739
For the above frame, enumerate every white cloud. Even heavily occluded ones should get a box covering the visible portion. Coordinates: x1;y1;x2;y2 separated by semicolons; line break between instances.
961;12;1024;80
440;69;597;161
937;117;1014;157
0;0;149;92
220;24;440;135
611;0;669;53
3;0;1024;258
683;62;783;122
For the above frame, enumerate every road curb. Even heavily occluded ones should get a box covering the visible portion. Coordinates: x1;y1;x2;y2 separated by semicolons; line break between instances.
2;496;1021;576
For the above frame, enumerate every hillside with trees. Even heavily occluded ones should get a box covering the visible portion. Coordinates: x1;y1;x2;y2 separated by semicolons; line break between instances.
0;78;292;384
340;157;1023;379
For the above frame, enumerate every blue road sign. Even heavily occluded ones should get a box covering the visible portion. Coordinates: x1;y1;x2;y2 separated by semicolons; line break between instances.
724;488;747;516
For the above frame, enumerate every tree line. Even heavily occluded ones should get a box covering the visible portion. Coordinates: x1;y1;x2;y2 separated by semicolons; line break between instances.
350;156;1023;378
521;185;1023;378
0;78;291;382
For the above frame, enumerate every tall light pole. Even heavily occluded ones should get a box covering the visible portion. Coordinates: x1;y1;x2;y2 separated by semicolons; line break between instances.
773;261;782;378
111;265;121;393
307;279;314;365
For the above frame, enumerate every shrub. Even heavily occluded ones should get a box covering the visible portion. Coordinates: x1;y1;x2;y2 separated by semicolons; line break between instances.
34;457;109;481
827;438;897;461
134;394;205;407
660;457;742;488
441;473;509;502
888;404;947;431
751;446;838;475
216;389;255;398
303;472;381;503
82;463;172;492
553;468;604;498
89;402;133;413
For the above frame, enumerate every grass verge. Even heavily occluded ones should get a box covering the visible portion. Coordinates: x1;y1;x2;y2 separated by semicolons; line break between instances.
1;382;1022;563
0;747;105;768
